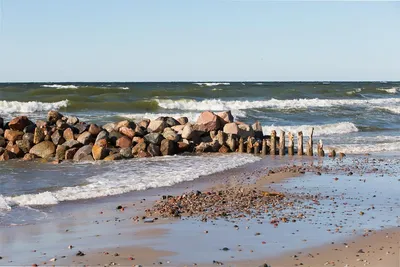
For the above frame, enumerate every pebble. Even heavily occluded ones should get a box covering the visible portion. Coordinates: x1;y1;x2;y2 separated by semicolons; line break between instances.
76;251;85;256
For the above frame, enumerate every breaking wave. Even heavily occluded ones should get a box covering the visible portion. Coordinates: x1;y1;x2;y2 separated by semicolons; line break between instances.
41;84;79;89
377;87;399;94
262;122;358;136
194;82;231;87
0;100;69;114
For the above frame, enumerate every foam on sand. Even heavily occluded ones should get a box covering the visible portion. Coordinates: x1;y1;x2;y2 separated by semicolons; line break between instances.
262;122;358;136
0;100;69;114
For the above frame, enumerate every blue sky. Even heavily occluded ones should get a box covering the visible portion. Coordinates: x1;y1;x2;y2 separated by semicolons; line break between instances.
0;0;399;82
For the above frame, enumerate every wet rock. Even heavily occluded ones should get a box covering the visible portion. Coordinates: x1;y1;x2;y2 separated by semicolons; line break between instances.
147;120;167;133
120;147;133;158
138;119;150;129
23;153;36;161
252;121;263;139
104;153;122;161
162;128;180;142
73;145;93;161
182;123;193;139
216;111;234;125
77;131;93;145
16;139;32;154
65;147;78;160
4;129;23;142
95;130;109;143
177;117;188;125
66;116;79;125
55;145;67;160
109;131;122;146
144;133;164;145
196;111;221;131
119;126;135;138
51;130;65;145
63;140;82;149
56;120;69;131
92;144;109;160
132;142;147;155
160;139;177;156
6;142;23;157
9;116;32;131
88;124;102;135
147;143;161;157
116;136;132;148
115;120;135;131
75;122;89;134
29;141;56;159
33;127;45;144
47;110;63;124
63;128;75;141
103;122;116;133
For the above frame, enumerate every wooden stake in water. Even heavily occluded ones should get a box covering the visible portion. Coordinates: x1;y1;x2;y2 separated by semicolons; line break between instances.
297;131;303;156
261;139;267;156
254;141;260;155
279;130;285;156
238;138;244;153
270;130;276;155
317;139;325;157
246;137;252;153
288;132;294;156
306;127;314;156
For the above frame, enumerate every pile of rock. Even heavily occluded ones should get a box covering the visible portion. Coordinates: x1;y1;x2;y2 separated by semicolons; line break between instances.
0;110;265;162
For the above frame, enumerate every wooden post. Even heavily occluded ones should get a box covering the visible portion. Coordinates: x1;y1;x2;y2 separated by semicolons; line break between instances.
279;130;285;156
329;149;336;158
297;131;303;156
317;139;325;157
238;138;244;153
261;139;267;156
306;127;314;156
246;137;252;153
270;130;276;155
288;132;294;156
254;141;260;155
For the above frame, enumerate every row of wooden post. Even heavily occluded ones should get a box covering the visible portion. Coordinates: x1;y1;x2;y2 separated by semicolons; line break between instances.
238;127;325;157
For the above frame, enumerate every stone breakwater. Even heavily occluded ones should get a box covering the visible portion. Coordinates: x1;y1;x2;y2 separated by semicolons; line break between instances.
0;110;325;162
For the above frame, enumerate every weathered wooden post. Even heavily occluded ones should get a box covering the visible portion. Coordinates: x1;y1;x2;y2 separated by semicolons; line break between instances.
279;130;285;156
306;127;314;156
297;131;303;156
329;149;336;158
288;132;294;156
246;137;252;153
238;138;244;153
270;130;276;155
317;139;325;157
254;141;260;155
261;139;267;156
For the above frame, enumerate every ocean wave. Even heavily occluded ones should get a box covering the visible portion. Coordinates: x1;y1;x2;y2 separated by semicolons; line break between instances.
381;106;400;114
334;141;400;154
0;100;69;114
346;88;362;95
41;84;79;89
118;87;129;90
262;122;358;136
377;87;399;94
194;82;230;87
0;195;12;210
3;154;260;208
156;98;400;111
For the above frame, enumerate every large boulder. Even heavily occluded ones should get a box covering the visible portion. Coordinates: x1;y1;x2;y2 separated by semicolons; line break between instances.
138;119;150;129
56;120;69;131
73;145;93;161
92;144;109;160
237;123;255;139
162;128;180;142
181;124;193;139
29;141;56;159
196;111;221;132
144;133;164;145
6;142;23;157
147;143;161;157
65;147;78;160
216;111;234;125
23;133;34;146
63;128;75;141
16;139;32;154
77;131;93;145
63;140;83;149
66;116;79;125
132;142;147;155
252;121;263;139
115;120;135;131
9;116;32;131
120;147;133;159
95;130;109;143
223;122;239;135
147;120;167;133
47;110;63;124
160;139;177;156
102;122;116;133
88;124;102;136
51;130;65;145
55;145;67;160
4;129;24;142
177;117;189;125
33;127;45;144
166;117;180;127
119;126;135;139
116;136;132;148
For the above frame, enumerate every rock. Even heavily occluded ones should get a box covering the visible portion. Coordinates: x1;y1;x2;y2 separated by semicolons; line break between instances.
166;117;180;127
104;153;122;161
55;145;67;160
134;125;147;137
16;139;31;154
77;131;93;145
138;119;150;129
95;130;109;143
63;140;82;149
73;145;93;161
119;126;135;138
6;142;23;157
162;128;180;142
65;148;78;160
66;116;79;125
237;123;255;138
214;131;227;145
92;144;109;160
51;130;65;145
116;136;132;148
160;139;177;156
23;124;36;134
9;116;32;131
223;123;239;135
200;135;212;143
196;111;221;131
252;121;263;139
147;143;161;157
132;142;147;155
23;153;36;161
56;120;69;131
147;120;167;133
0;136;5;147
120;147;133;158
177;117;189;125
116;120;135;130
0;150;11;161
33;127;45;144
0;117;3;129
47;110;63;124
219;145;230;153
137;150;150;158
182;124;193;139
0;147;5;155
4;129;24;142
171;125;185;134
35;120;47;128
195;142;213;153
177;142;190;153
144;133;164;145
109;131;122;146
95;138;108;148
23;133;34;145
88;124;102;135
63;128;75;141
29;141;56;159
216;111;234;124
103;122;116;133
75;123;89;134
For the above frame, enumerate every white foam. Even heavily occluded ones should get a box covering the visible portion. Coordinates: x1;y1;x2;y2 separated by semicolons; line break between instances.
4;154;260;207
0;195;11;210
262;122;358;136
194;82;230;87
346;88;362;95
118;87;129;90
211;88;223;91
42;84;79;89
334;142;400;154
381;106;400;114
156;98;400;111
377;87;399;94
0;100;69;114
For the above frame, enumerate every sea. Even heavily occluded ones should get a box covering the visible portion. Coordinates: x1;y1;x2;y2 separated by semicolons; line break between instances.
0;81;399;224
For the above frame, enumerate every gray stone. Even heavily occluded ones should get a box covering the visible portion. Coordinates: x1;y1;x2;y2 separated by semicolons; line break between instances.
73;145;93;161
144;133;164;145
182;123;193;139
29;141;56;159
55;145;67;160
16;139;31;154
102;122;116;133
47;110;63;124
160;139;177;156
120;147;133;159
95;130;109;143
77;131;92;145
147;143;161;157
63;140;83;149
166;117;180;127
56;120;69;130
51;130;66;145
66;116;79;125
147;120;167;133
23;133;34;145
75;123;89;134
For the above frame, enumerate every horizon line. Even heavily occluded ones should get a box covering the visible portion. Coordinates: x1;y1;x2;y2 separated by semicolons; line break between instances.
0;80;399;83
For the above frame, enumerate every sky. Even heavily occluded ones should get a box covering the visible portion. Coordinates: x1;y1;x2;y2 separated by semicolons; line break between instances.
0;0;399;82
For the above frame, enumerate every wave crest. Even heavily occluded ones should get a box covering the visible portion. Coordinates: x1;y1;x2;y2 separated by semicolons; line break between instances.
262;122;358;136
0;100;69;114
194;82;230;87
41;84;78;89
